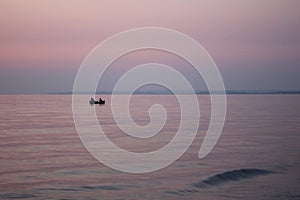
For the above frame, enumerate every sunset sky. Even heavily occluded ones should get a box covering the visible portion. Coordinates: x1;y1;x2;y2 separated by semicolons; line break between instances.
0;0;299;94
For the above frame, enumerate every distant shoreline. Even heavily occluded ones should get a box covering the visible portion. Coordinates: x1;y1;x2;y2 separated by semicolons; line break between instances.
47;90;300;95
1;91;300;95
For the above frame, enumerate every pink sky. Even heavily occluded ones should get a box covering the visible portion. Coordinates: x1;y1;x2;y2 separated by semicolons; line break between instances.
0;0;299;93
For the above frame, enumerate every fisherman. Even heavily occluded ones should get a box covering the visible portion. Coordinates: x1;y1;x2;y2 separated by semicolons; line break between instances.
90;97;95;104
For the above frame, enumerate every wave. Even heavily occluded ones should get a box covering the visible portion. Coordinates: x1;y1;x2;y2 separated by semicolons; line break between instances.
192;168;273;188
167;168;274;196
80;185;124;191
0;193;37;199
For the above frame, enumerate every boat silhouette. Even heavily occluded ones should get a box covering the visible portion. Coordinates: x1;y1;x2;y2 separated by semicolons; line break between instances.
89;97;105;105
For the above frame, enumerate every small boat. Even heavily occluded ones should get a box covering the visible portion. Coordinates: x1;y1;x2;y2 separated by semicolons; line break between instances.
89;98;105;105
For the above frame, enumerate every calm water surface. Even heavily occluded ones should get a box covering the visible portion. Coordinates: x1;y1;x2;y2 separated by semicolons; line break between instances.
0;95;299;200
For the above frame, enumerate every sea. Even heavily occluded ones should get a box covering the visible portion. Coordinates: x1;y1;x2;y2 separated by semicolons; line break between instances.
0;94;299;200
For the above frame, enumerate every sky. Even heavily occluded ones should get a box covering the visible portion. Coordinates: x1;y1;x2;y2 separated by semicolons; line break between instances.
0;0;299;94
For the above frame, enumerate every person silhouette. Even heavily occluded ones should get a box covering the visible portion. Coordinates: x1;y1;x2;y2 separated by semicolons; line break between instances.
90;97;95;104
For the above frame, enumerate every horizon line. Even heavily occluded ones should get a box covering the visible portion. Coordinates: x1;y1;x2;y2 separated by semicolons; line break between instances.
2;90;300;95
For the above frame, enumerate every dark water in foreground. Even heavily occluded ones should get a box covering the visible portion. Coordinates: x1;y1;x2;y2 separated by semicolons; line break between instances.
0;95;299;200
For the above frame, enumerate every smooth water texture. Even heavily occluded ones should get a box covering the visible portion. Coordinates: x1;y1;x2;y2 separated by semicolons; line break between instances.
0;95;299;200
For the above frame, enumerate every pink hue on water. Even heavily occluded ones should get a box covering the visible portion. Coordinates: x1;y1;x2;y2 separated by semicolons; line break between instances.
0;95;299;199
